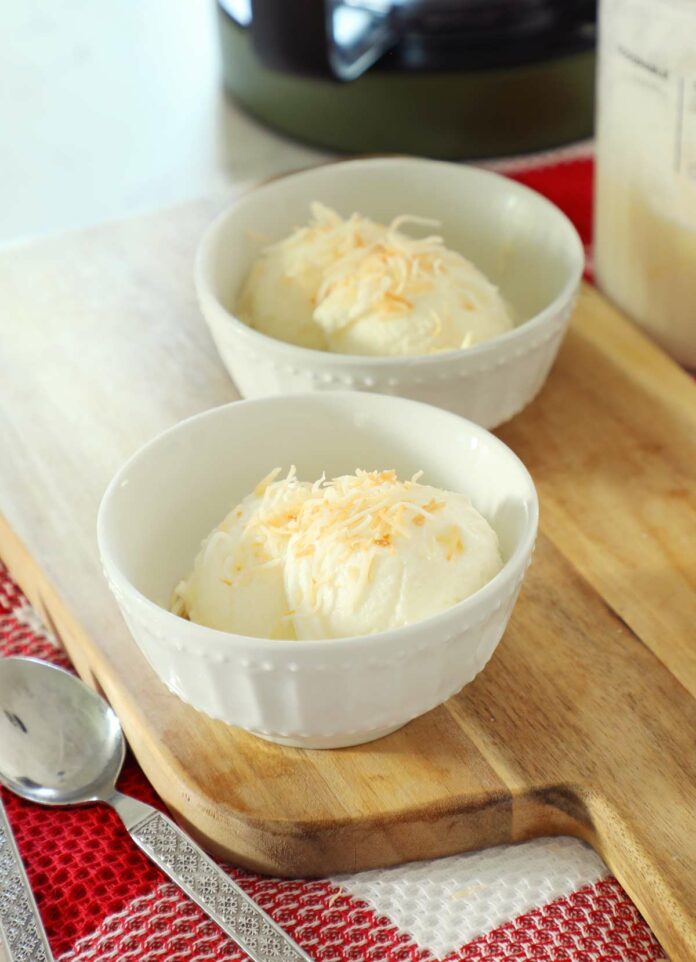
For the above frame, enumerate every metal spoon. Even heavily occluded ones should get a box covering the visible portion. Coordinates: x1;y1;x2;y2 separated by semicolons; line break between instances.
0;657;312;962
0;792;54;961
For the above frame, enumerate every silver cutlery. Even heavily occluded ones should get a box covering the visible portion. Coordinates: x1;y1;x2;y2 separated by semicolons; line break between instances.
0;657;312;962
0;791;54;961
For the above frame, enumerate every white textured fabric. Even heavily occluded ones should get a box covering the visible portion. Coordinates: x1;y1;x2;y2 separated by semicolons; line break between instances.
334;836;606;956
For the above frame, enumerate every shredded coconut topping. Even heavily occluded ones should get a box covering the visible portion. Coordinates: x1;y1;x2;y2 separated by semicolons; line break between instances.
245;468;449;610
238;203;514;357
247;468;437;559
172;464;504;639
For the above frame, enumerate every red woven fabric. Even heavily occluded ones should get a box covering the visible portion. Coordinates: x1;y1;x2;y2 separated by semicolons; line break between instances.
445;879;661;962
507;157;594;253
0;151;666;962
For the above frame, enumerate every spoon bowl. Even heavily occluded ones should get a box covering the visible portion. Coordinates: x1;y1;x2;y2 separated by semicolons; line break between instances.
0;657;124;806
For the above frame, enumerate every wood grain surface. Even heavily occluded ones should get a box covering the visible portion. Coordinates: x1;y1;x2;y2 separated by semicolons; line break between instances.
0;197;694;961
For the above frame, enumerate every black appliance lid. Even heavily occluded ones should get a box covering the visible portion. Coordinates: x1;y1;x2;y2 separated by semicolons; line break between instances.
220;0;597;79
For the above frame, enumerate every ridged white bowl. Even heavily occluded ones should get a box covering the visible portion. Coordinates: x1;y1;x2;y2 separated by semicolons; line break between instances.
98;393;538;748
196;158;584;430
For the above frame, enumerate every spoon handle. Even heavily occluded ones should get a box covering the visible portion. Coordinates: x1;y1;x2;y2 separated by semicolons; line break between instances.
0;795;54;962
110;792;313;962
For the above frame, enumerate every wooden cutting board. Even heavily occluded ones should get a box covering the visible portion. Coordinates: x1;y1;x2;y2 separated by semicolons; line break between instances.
0;195;694;961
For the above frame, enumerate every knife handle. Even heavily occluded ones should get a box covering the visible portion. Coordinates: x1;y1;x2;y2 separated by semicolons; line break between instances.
110;791;312;962
0;796;54;962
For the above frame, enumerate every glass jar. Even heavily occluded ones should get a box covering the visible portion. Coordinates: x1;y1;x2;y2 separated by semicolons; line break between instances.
594;0;696;367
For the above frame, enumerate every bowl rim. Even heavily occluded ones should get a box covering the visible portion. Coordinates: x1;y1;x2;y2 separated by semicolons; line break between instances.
97;392;539;655
195;156;585;369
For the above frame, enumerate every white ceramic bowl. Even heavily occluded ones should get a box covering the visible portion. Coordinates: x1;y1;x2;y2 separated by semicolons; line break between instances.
98;393;538;749
196;158;584;430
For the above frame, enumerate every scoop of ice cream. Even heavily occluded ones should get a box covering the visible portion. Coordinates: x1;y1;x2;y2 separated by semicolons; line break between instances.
284;470;503;639
236;204;514;356
236;203;383;351
172;468;312;639
173;468;503;641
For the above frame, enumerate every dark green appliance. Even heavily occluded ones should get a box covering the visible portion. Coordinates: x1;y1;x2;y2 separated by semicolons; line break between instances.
217;0;596;159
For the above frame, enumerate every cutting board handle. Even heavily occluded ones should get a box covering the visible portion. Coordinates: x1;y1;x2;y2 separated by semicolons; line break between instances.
514;776;694;958
584;784;694;960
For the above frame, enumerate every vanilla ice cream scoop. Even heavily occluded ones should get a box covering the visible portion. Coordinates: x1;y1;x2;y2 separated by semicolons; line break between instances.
173;468;503;640
172;468;313;639
237;204;514;357
236;204;383;352
284;470;503;639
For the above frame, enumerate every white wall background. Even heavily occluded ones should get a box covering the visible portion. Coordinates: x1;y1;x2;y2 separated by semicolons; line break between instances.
0;0;327;247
